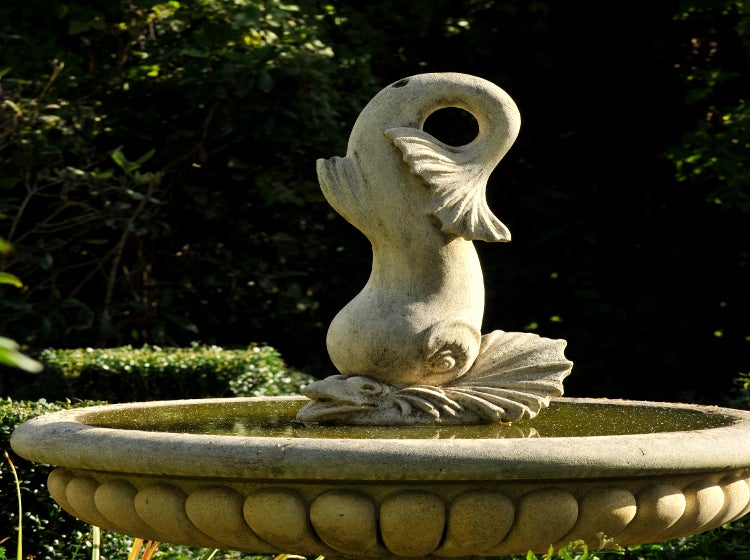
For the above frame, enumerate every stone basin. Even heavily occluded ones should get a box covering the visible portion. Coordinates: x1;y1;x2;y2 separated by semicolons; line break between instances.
10;396;750;558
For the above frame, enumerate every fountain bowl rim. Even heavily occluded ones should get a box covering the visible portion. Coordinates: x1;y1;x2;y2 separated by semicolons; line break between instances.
11;396;750;482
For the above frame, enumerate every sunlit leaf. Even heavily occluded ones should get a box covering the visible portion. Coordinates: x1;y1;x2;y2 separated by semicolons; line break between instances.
0;337;43;372
0;272;23;288
0;237;13;254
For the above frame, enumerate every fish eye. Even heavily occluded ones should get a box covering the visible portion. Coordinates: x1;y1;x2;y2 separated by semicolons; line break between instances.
359;382;379;393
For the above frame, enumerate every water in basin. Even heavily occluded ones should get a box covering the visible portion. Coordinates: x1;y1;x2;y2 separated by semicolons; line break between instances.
80;399;736;439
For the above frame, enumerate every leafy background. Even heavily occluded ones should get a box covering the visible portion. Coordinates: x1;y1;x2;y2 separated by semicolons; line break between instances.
0;0;748;403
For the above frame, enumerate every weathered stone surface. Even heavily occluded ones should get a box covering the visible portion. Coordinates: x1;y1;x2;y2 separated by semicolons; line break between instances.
437;489;514;555
380;490;446;556
95;480;157;539
186;486;271;551
310;490;379;555
554;487;637;548
615;484;687;545
134;483;223;548
34;461;750;557
243;488;321;553
487;488;578;555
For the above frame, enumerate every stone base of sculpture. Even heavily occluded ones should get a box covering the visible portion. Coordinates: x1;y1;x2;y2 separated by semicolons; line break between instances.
298;330;572;424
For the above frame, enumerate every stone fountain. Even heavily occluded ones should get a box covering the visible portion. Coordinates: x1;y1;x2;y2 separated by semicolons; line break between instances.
11;73;750;558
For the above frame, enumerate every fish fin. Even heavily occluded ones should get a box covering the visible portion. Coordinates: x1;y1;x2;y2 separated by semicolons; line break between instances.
385;127;511;242
441;330;572;421
316;154;370;228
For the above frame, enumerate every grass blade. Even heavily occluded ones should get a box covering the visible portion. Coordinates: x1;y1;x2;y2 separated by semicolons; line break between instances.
3;451;22;560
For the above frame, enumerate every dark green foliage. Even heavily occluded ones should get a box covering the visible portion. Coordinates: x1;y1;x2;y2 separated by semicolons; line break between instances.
0;0;374;375
491;520;750;559
0;0;748;410
1;399;104;560
618;518;750;559
7;343;314;402
666;2;750;212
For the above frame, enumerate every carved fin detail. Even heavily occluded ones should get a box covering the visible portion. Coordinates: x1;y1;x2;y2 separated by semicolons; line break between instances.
437;330;573;422
385;127;511;242
316;153;370;227
458;330;573;393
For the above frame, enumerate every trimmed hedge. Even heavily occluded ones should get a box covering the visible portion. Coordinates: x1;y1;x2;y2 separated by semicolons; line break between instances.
1;343;313;559
11;343;314;402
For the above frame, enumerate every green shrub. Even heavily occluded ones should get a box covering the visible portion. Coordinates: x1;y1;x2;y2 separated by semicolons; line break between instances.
16;343;315;402
1;398;104;560
1;342;314;559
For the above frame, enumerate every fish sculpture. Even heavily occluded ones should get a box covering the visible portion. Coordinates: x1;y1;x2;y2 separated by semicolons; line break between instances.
298;73;573;425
